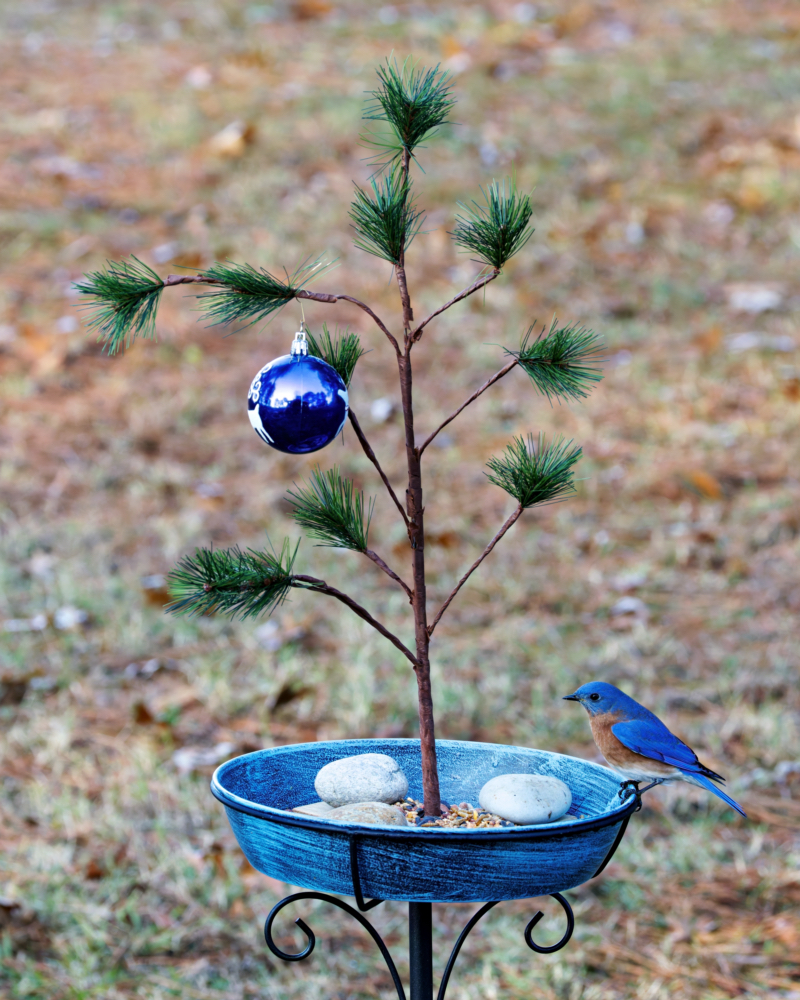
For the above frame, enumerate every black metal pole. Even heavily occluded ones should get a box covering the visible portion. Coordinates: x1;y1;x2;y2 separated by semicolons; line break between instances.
408;902;433;1000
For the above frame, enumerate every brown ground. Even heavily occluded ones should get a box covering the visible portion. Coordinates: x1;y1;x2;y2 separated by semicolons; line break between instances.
1;1;799;998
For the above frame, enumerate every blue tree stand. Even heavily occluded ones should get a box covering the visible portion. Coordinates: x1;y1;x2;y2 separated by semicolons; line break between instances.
212;739;640;999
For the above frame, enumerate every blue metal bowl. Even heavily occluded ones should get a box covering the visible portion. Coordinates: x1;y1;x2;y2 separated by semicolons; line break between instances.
212;739;636;903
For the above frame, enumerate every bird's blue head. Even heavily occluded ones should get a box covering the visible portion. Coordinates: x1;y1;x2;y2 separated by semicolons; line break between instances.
563;681;645;718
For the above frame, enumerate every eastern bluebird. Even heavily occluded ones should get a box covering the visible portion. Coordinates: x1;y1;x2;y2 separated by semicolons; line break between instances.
563;681;746;817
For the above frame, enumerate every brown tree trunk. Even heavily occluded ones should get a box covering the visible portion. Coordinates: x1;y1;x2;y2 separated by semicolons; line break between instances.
396;144;440;818
398;351;441;818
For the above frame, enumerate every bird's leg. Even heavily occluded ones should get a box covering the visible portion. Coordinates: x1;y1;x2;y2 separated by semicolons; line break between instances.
637;778;665;795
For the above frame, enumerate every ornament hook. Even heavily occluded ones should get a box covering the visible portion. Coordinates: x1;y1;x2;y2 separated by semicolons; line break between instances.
291;322;309;356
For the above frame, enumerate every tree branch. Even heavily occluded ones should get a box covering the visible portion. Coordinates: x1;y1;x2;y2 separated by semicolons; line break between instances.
364;549;414;601
427;504;524;636
419;358;519;456
348;409;410;528
410;268;500;344
160;277;401;356
294;575;419;667
297;289;401;356
164;274;222;286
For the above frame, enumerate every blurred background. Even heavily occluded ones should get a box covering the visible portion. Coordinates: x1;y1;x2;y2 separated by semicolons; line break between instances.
1;1;799;997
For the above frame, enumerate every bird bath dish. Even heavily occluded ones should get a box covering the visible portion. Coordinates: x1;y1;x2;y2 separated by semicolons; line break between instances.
211;738;638;903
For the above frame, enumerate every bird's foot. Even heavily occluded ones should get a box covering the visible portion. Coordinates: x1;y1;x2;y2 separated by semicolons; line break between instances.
618;780;640;801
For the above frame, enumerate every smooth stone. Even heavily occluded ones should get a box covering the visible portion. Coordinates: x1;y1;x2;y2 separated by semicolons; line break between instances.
293;801;335;817
314;753;408;807
478;774;572;825
327;801;409;826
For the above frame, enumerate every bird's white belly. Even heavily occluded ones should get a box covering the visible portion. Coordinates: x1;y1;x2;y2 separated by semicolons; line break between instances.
608;761;683;782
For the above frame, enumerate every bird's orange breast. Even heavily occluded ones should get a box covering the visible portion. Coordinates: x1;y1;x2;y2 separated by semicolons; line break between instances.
589;711;630;766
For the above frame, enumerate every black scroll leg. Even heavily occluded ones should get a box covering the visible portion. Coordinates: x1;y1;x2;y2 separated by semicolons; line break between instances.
592;813;632;878
438;892;575;999
349;835;383;911
437;901;499;1000
524;892;575;954
592;780;644;878
264;891;406;1000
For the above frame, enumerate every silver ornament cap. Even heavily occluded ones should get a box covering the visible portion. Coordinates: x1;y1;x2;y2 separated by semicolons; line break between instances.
291;323;309;356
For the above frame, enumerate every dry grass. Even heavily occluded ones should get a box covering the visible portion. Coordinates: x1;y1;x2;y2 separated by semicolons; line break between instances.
1;1;799;997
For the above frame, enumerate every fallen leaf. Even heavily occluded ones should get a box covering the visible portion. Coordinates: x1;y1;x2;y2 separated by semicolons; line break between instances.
171;742;235;775
428;530;461;549
555;1;595;36
291;0;332;19
228;897;254;919
682;470;723;500
2;614;47;633
0;674;29;706
53;606;88;630
724;283;783;314
609;595;649;619
85;858;105;880
132;701;155;725
783;378;800;401
141;574;170;606
185;65;212;89
208;121;255;157
204;841;226;878
694;325;723;354
726;332;796;353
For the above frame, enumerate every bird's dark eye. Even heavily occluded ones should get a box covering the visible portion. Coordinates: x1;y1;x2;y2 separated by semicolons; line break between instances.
589;693;600;701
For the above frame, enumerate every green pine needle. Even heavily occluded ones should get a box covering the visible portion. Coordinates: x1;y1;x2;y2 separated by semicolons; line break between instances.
350;170;424;264
306;323;366;387
197;258;327;329
451;180;533;269
363;58;455;164
486;434;582;508
74;257;164;355
288;467;374;551
505;322;604;402
166;539;299;620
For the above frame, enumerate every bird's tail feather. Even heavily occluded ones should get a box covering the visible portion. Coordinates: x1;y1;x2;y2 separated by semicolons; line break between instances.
693;772;746;817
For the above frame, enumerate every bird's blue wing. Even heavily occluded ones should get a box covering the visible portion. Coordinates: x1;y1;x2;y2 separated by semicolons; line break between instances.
611;718;706;774
612;719;746;818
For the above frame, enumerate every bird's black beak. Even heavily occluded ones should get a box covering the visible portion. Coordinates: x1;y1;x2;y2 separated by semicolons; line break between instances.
562;694;580;702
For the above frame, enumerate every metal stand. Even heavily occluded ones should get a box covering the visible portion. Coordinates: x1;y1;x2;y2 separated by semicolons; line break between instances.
265;888;575;1000
262;784;645;998
409;903;433;1000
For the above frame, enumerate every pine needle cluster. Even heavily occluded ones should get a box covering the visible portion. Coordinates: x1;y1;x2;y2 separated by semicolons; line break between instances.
306;324;366;387
486;434;582;508
350;171;424;264
74;257;164;355
197;259;320;329
506;322;604;402
288;468;374;551
363;58;454;164
451;181;533;269
167;540;299;619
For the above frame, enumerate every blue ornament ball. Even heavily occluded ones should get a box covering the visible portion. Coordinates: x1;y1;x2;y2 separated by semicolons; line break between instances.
247;352;349;454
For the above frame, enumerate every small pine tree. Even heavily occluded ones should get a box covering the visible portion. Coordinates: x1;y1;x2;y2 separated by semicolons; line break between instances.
77;59;602;818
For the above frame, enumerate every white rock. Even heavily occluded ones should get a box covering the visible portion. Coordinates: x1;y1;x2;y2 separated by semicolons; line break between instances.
315;753;408;807
293;801;335;817
479;774;572;825
328;802;408;826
